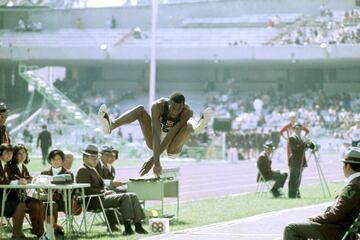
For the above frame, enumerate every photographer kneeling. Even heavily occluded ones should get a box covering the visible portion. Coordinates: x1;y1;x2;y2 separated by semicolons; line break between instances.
257;141;288;198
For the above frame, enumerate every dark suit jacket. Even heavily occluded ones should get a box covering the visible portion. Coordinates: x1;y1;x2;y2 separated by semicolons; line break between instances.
0;125;11;144
41;167;74;182
109;165;115;180
256;151;274;181
0;161;11;185
76;163;105;210
0;161;20;217
95;161;115;181
311;176;360;240
8;162;33;183
0;161;18;200
288;133;307;168
37;130;52;149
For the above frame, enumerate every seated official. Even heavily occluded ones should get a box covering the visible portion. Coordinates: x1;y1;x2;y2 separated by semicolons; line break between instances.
8;144;47;238
110;147;127;192
63;150;74;171
96;146;127;193
284;147;360;240
0;144;26;240
76;144;148;236
257;141;288;198
40;149;74;235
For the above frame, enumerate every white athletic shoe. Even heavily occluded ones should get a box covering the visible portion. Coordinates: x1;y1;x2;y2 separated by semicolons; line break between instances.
98;104;112;134
194;107;212;134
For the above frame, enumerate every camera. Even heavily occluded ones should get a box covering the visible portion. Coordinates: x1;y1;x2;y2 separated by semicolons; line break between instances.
305;139;319;152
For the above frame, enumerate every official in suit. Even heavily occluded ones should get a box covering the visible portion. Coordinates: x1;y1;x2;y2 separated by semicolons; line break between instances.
41;149;74;235
63;150;74;171
0;144;26;240
257;141;288;198
36;125;52;165
288;122;307;199
76;144;147;236
284;147;360;240
8;144;46;238
96;146;127;193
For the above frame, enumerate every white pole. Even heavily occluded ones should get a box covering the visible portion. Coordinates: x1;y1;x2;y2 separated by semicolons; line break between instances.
149;0;158;110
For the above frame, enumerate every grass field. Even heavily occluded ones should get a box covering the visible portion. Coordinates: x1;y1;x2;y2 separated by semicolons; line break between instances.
6;182;342;240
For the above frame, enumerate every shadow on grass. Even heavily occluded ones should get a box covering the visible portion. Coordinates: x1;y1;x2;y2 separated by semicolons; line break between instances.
18;228;123;240
70;233;123;238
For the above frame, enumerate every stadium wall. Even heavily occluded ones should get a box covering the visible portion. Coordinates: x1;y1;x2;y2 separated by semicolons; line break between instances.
2;45;360;62
1;62;360;107
80;64;359;94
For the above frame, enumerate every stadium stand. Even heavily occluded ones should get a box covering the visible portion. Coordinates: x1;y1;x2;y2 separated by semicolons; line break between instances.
181;13;302;28
0;28;279;48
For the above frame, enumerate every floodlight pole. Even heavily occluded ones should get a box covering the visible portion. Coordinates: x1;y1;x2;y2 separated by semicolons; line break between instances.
149;0;158;111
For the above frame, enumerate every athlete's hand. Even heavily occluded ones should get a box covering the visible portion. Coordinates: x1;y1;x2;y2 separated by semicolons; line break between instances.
153;164;162;178
139;157;154;176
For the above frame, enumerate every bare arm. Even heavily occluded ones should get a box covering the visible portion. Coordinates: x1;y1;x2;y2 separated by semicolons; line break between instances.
159;105;193;152
279;123;291;140
151;103;193;165
302;126;310;136
140;104;193;177
151;103;162;167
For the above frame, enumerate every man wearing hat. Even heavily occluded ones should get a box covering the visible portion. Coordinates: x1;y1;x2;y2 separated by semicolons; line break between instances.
279;112;309;166
284;147;360;239
96;146;127;193
76;144;148;235
288;122;307;198
0;103;11;144
257;140;288;198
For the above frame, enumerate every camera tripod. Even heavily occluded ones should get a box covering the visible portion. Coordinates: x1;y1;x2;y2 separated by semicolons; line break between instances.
306;149;331;198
